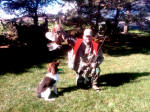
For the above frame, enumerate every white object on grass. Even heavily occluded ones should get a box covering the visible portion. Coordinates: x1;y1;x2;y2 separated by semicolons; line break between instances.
47;42;61;51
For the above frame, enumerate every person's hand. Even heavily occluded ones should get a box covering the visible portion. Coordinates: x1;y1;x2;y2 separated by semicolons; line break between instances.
77;62;88;74
81;62;88;67
91;63;97;68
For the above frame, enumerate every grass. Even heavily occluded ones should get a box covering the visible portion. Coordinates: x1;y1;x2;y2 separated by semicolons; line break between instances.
0;51;150;112
0;26;150;111
129;30;150;37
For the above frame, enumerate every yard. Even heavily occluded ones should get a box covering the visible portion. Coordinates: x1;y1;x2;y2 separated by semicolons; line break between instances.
0;31;150;112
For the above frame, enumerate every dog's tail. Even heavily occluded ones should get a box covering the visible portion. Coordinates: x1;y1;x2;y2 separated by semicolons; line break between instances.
36;84;42;98
37;94;41;98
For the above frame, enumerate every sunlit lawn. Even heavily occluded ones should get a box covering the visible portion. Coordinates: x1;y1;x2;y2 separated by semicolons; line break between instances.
129;30;150;37
0;50;150;112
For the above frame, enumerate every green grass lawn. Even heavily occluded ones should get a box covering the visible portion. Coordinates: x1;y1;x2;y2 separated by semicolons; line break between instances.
129;30;150;37
0;50;150;112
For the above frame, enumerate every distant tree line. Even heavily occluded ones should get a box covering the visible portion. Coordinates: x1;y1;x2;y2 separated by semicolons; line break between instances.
0;0;149;44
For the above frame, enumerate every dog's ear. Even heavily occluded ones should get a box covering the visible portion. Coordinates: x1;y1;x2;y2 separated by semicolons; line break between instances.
47;63;52;73
47;62;57;74
47;61;59;74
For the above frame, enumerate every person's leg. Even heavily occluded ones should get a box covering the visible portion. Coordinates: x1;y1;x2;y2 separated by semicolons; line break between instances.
76;73;80;84
76;70;87;88
76;72;83;85
83;68;90;85
91;67;100;90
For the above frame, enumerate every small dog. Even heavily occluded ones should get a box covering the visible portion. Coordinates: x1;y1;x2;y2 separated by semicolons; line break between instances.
36;61;59;101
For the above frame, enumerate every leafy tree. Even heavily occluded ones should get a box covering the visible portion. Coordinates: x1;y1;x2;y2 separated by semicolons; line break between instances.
0;0;57;26
62;0;134;35
130;0;150;31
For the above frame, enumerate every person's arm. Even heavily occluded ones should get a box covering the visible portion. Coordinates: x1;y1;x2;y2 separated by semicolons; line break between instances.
66;37;76;47
59;30;77;47
97;49;104;65
90;49;104;68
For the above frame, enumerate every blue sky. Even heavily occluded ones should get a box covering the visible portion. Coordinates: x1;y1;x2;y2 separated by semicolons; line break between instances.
0;1;76;19
0;9;16;19
42;1;76;14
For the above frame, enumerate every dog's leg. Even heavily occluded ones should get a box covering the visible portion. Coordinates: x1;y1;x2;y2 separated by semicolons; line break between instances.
41;88;51;101
54;83;58;95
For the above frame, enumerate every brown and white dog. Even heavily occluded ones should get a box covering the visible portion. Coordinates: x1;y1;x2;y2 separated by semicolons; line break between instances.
36;61;59;101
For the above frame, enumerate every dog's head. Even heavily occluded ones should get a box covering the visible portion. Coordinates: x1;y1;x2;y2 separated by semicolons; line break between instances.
47;61;59;75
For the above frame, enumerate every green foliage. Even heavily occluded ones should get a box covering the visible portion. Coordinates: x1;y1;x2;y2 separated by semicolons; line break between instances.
0;24;3;33
1;0;57;11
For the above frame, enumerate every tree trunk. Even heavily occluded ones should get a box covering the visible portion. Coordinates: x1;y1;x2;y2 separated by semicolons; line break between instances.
114;8;119;29
33;3;39;26
33;14;38;26
96;2;101;33
89;1;92;25
112;8;120;35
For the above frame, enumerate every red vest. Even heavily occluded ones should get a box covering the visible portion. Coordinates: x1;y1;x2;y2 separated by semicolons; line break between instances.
73;38;99;55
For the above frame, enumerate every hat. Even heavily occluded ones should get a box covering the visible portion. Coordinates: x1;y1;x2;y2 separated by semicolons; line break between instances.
83;29;92;36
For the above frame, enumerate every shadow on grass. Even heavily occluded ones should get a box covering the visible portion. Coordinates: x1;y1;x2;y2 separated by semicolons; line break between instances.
0;46;69;75
58;86;78;96
1;33;150;75
103;34;150;56
57;72;150;95
98;72;150;87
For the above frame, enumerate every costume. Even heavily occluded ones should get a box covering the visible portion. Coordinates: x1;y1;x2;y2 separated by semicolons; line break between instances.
68;38;104;86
